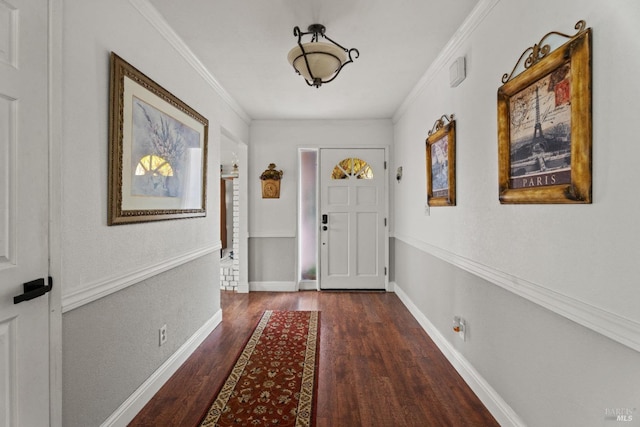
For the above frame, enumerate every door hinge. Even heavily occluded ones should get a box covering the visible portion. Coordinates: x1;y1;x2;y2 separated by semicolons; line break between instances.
384;161;387;170
384;218;387;226
384;267;387;276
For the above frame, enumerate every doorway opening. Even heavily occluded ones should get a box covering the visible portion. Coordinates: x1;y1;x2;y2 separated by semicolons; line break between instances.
220;131;248;292
220;164;238;290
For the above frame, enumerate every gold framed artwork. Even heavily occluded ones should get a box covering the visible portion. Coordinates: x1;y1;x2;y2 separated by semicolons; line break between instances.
108;53;209;225
426;114;456;206
497;20;592;204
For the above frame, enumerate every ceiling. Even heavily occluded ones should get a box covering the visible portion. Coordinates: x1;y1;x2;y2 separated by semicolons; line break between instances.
148;0;478;121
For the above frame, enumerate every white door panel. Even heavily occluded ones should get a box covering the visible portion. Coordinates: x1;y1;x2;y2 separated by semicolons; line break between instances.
320;148;386;290
356;212;378;275
327;212;349;276
0;0;50;425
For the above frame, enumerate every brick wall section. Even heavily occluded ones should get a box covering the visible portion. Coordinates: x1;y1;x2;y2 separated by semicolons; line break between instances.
221;179;240;290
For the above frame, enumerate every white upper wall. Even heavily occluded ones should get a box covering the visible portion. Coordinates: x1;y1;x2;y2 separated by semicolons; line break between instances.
392;0;640;339
60;0;249;305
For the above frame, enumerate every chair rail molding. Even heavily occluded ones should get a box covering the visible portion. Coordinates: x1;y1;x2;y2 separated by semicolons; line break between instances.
394;232;640;353
62;243;221;312
249;231;297;238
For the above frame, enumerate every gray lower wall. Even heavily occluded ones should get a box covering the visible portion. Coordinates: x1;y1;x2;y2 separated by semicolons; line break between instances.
393;238;640;427
249;237;296;282
246;237;393;285
62;253;220;427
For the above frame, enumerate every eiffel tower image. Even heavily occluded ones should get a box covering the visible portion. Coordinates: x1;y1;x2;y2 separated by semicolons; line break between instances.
530;87;548;171
531;87;546;146
510;84;571;178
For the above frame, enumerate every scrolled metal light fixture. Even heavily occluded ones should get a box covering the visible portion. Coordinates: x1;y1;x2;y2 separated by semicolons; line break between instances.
287;24;359;88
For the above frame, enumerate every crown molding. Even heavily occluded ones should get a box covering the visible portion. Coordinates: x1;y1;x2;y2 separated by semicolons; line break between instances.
392;0;501;123
129;0;251;125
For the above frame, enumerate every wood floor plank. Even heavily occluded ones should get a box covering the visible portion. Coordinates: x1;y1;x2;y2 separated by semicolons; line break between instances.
129;291;499;427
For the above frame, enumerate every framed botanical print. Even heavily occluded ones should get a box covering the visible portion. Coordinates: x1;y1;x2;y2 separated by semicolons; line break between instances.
108;52;209;224
426;114;456;206
497;20;592;204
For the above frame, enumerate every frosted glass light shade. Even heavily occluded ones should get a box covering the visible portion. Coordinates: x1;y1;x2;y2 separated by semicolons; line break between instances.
288;42;347;82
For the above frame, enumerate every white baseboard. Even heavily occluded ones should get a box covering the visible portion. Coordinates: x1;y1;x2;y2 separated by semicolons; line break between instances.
299;280;318;291
236;281;250;293
249;281;297;292
392;282;525;427
100;309;223;427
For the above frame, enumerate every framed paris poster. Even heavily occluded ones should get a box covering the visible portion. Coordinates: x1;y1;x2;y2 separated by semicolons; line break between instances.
497;20;592;204
426;114;456;206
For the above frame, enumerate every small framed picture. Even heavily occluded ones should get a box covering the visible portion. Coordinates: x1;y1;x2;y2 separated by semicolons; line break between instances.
497;21;592;204
426;115;456;206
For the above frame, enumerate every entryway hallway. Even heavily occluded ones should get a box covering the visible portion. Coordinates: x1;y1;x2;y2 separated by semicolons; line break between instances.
131;291;498;426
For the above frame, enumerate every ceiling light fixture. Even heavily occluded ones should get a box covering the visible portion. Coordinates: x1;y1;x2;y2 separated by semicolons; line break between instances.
287;24;359;88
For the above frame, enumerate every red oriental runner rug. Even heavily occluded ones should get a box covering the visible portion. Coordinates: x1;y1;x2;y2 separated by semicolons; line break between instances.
200;310;320;427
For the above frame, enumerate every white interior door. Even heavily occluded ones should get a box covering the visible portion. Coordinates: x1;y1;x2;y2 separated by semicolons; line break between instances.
0;1;51;425
319;148;386;290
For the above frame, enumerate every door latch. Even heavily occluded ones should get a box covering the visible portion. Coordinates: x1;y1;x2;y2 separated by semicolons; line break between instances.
14;277;52;304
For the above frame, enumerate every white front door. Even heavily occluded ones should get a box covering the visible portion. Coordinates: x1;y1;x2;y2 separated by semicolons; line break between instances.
0;1;51;425
319;148;386;290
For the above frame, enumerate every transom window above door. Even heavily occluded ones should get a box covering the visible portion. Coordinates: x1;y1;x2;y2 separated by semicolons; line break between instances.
331;157;373;180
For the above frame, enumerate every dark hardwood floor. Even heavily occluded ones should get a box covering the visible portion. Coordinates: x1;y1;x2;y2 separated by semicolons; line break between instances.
129;291;499;426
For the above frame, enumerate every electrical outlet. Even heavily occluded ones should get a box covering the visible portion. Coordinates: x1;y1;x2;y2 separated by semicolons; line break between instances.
159;324;167;346
453;316;466;341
